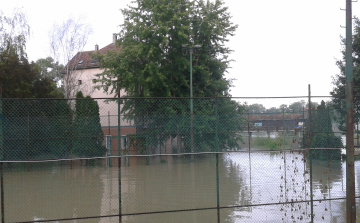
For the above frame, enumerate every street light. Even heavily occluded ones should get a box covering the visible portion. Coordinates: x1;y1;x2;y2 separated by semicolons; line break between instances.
182;44;201;161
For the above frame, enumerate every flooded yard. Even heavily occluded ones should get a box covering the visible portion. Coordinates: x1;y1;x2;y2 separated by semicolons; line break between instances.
2;150;359;222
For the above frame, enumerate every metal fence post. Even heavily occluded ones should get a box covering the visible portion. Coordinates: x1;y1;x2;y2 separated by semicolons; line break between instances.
117;90;122;223
282;108;287;200
247;110;252;194
0;86;4;223
27;113;30;171
70;108;73;169
108;111;111;135
248;111;250;150
0;162;3;223
0;85;2;159
146;112;149;165
308;84;314;222
215;97;220;223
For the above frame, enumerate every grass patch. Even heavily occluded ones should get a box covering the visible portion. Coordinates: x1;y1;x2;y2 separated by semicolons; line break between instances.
253;137;290;150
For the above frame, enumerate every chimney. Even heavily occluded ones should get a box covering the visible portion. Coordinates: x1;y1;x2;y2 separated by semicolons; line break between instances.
95;44;99;51
113;33;117;45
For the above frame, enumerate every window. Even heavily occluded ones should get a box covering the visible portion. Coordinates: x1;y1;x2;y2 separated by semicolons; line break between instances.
121;136;128;150
105;135;112;150
78;80;82;85
91;58;97;63
78;60;84;64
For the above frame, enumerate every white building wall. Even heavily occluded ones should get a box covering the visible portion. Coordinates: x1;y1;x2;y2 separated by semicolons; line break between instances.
75;68;132;128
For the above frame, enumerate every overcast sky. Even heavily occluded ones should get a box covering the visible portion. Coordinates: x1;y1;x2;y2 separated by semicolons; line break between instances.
3;0;359;105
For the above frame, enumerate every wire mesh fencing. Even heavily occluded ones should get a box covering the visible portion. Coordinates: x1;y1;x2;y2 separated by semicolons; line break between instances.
0;96;357;222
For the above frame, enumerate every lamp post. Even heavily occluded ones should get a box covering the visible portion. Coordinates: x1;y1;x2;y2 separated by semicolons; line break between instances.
182;44;201;161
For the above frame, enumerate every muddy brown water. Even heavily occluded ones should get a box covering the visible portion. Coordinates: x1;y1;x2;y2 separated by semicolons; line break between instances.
2;151;359;222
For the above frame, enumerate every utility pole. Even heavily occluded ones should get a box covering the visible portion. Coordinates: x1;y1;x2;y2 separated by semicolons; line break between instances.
345;0;356;221
0;85;2;161
182;44;201;161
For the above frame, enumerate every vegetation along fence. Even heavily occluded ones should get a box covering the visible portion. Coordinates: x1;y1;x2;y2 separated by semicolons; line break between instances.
0;96;359;222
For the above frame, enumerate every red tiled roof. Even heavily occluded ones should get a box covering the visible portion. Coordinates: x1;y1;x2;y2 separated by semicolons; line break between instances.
61;43;119;73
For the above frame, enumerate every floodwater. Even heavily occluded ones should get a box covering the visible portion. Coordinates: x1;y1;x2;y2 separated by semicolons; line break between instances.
2;151;360;222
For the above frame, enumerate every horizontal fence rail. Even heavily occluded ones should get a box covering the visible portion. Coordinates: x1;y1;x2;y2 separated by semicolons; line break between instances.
0;96;358;222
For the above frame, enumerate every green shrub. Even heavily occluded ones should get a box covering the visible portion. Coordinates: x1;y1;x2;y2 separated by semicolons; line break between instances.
253;137;289;150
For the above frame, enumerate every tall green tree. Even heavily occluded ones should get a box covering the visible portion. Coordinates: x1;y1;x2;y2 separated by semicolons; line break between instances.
0;53;63;99
245;103;266;114
331;17;360;131
0;8;33;97
95;0;243;152
96;0;237;97
35;57;64;82
0;52;38;98
288;100;305;112
303;100;342;160
0;8;30;58
0;10;62;99
0;9;32;97
73;91;106;159
0;8;70;161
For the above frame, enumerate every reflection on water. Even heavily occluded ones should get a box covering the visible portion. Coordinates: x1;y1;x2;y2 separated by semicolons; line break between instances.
222;152;348;222
2;151;360;222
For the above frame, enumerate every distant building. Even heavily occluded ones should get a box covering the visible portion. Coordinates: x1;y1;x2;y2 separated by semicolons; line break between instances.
248;114;305;132
62;33;121;99
62;34;135;160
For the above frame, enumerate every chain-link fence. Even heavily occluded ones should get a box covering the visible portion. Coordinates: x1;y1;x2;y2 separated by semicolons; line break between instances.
0;96;358;222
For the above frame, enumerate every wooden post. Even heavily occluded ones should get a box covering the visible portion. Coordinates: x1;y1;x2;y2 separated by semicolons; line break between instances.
345;0;356;221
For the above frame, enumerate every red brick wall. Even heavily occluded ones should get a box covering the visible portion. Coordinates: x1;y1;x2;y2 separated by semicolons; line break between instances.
102;127;136;155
